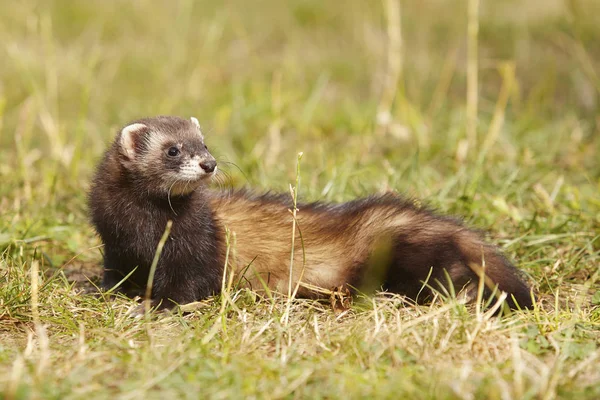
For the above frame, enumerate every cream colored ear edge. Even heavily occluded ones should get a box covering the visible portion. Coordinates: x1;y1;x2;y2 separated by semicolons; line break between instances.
120;123;147;159
190;117;204;138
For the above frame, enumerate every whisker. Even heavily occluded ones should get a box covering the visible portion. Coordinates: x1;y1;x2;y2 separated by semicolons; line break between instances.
211;173;223;190
167;180;179;216
213;170;233;190
219;175;229;191
218;159;250;183
218;169;233;182
184;179;193;194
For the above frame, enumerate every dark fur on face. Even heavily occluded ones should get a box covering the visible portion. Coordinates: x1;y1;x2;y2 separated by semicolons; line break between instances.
89;116;535;310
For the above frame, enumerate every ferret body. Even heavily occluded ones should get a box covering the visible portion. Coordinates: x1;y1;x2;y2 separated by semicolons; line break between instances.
89;116;534;310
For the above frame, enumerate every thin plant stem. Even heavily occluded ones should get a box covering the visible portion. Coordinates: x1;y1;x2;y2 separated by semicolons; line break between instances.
144;220;173;313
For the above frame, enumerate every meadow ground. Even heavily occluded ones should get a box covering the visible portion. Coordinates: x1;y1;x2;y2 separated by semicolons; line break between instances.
0;1;599;399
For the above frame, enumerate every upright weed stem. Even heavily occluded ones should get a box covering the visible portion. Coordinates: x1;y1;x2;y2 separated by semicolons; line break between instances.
282;152;304;325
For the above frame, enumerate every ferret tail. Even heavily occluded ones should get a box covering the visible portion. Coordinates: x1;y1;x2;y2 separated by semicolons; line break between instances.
455;231;535;310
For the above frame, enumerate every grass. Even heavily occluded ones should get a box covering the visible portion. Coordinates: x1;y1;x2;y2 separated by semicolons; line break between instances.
1;0;599;398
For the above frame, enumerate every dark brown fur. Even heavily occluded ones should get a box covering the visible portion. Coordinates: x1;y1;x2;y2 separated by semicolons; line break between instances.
89;116;535;310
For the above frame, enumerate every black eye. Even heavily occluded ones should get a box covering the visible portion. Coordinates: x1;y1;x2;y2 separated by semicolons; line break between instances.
204;145;208;150
167;147;180;157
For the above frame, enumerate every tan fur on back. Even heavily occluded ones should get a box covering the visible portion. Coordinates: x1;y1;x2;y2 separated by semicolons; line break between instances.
209;192;415;295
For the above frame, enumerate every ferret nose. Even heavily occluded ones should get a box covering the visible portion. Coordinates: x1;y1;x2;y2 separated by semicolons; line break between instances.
199;160;216;173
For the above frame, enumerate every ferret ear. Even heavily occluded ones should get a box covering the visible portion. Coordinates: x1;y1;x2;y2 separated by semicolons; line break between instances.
119;123;148;160
190;117;204;139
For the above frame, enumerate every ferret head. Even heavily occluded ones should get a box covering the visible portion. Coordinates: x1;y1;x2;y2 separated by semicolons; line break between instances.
116;116;216;196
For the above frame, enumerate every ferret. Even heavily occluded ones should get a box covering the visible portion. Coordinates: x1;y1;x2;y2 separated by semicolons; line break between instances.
89;116;534;311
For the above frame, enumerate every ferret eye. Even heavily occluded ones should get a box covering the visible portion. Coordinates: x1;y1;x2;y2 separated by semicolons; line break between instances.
167;147;180;157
